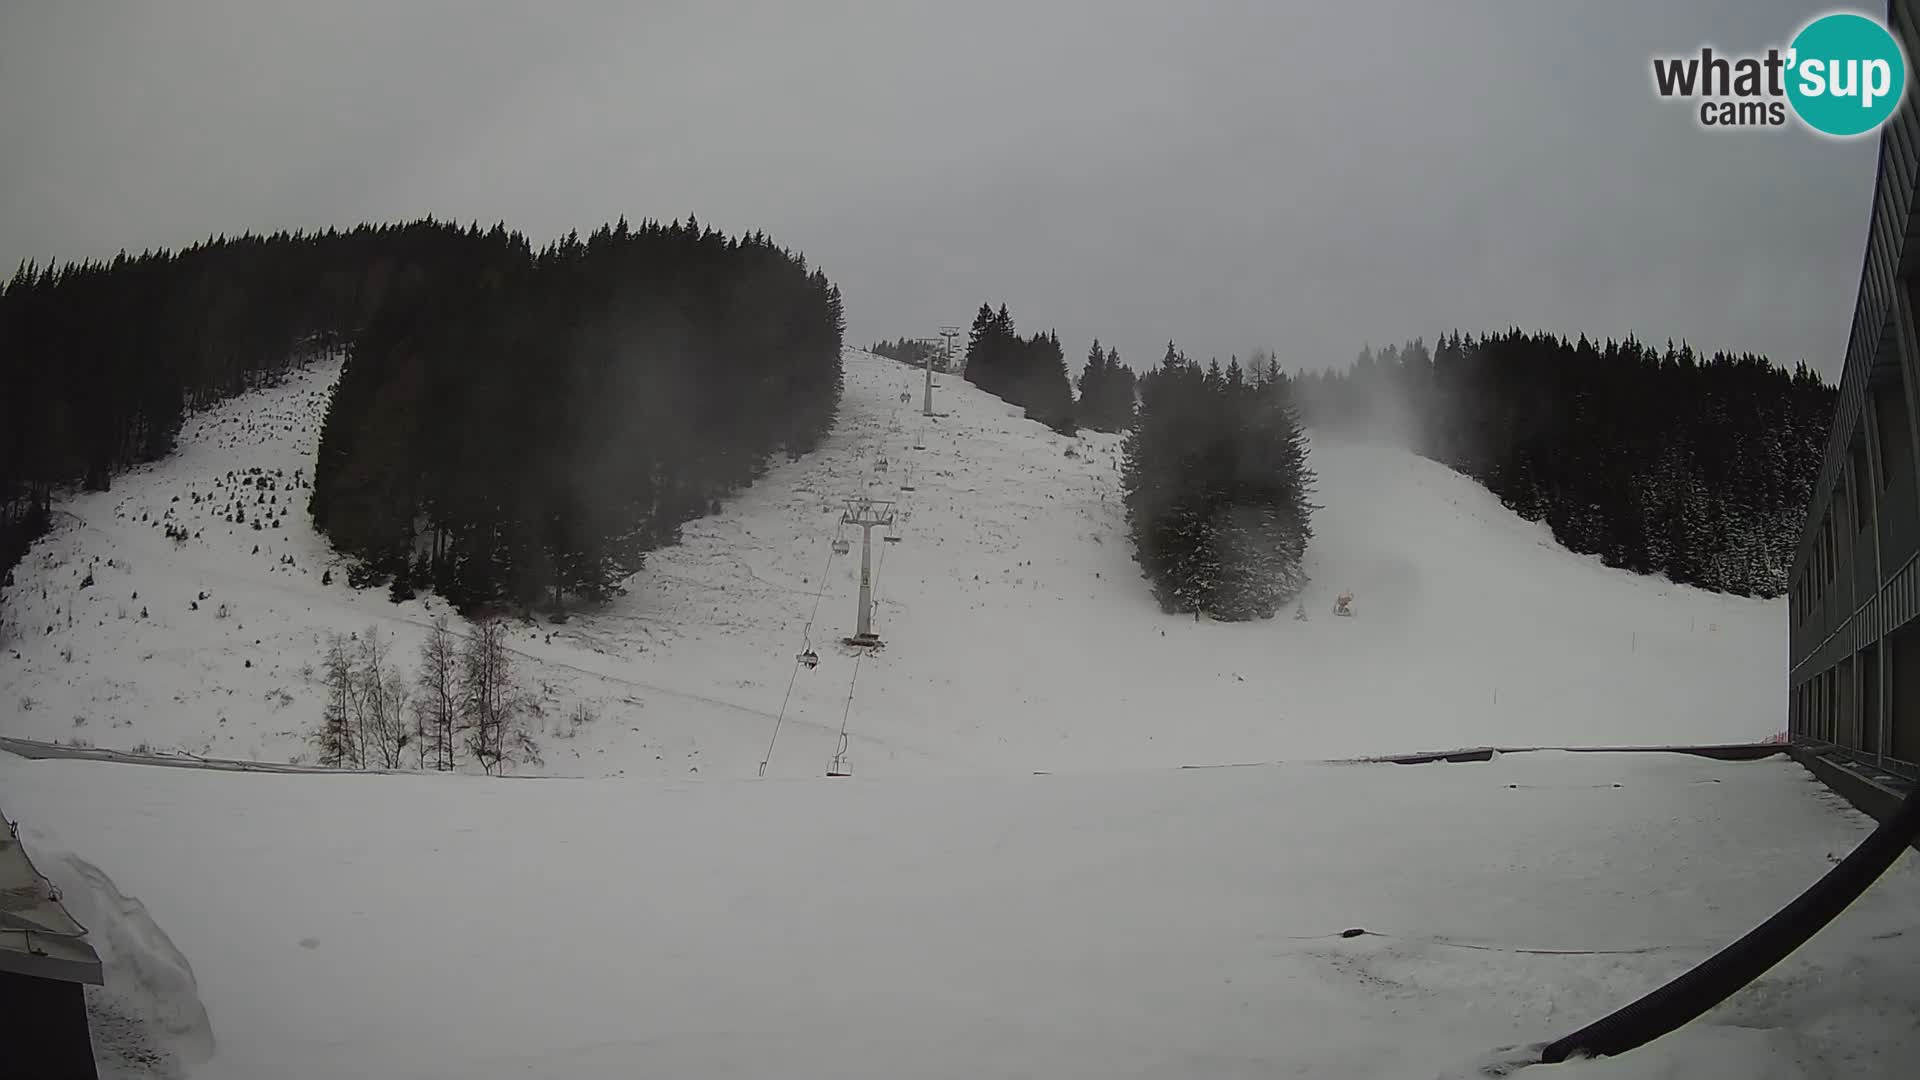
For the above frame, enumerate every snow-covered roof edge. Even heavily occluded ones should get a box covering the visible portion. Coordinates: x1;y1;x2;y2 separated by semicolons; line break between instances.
0;806;103;985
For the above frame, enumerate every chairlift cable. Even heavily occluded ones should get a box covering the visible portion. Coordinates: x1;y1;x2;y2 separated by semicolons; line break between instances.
757;533;841;777
828;650;865;776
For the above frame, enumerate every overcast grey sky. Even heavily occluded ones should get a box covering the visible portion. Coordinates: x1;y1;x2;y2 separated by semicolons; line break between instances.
0;1;1883;377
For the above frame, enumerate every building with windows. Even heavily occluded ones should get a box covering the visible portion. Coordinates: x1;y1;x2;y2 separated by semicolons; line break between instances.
1788;0;1920;808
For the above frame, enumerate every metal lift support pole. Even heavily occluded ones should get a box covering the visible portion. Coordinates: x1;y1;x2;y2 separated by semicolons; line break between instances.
841;498;895;646
923;341;937;417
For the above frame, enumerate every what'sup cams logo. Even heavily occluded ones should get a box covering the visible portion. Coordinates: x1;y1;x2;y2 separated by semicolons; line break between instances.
1653;10;1908;136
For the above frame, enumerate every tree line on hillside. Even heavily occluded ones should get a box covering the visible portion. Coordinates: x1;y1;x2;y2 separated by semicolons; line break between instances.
890;316;1134;431
0;221;499;594
1123;346;1315;619
870;337;958;372
962;303;1077;433
310;217;845;614
1290;331;1834;597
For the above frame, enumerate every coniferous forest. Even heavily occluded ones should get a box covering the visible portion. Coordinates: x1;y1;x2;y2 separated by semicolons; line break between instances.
0;221;497;590
1123;346;1315;620
0;218;845;615
961;303;1077;434
1290;331;1834;598
311;219;845;613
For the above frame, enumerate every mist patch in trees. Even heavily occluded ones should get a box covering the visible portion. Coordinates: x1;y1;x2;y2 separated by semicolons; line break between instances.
1291;331;1833;598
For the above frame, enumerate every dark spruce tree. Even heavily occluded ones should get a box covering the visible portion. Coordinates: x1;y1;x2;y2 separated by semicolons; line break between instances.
1078;340;1106;409
1075;340;1138;432
1017;329;1077;434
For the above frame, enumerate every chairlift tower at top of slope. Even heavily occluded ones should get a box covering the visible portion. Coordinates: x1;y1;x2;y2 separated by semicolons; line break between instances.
909;327;961;419
936;327;963;417
913;336;940;419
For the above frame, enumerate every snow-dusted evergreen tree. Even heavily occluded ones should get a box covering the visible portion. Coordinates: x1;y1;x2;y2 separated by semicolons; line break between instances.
1123;343;1315;620
1157;499;1222;615
1210;360;1314;617
1256;360;1314;550
1211;507;1280;620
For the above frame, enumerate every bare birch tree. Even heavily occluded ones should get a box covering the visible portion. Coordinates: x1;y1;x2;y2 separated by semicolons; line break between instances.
358;625;411;769
315;631;360;768
460;618;538;774
416;614;460;771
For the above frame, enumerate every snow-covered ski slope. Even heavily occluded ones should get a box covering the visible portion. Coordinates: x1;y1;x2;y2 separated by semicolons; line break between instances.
0;350;1781;777
3;749;1914;1080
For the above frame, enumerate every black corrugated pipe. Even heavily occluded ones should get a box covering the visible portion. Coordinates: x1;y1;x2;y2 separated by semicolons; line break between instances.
1538;783;1920;1065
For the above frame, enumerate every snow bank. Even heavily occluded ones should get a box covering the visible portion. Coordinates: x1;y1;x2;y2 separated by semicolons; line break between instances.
16;821;215;1078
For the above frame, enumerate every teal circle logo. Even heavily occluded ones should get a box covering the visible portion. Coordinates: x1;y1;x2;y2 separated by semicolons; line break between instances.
1787;12;1907;136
